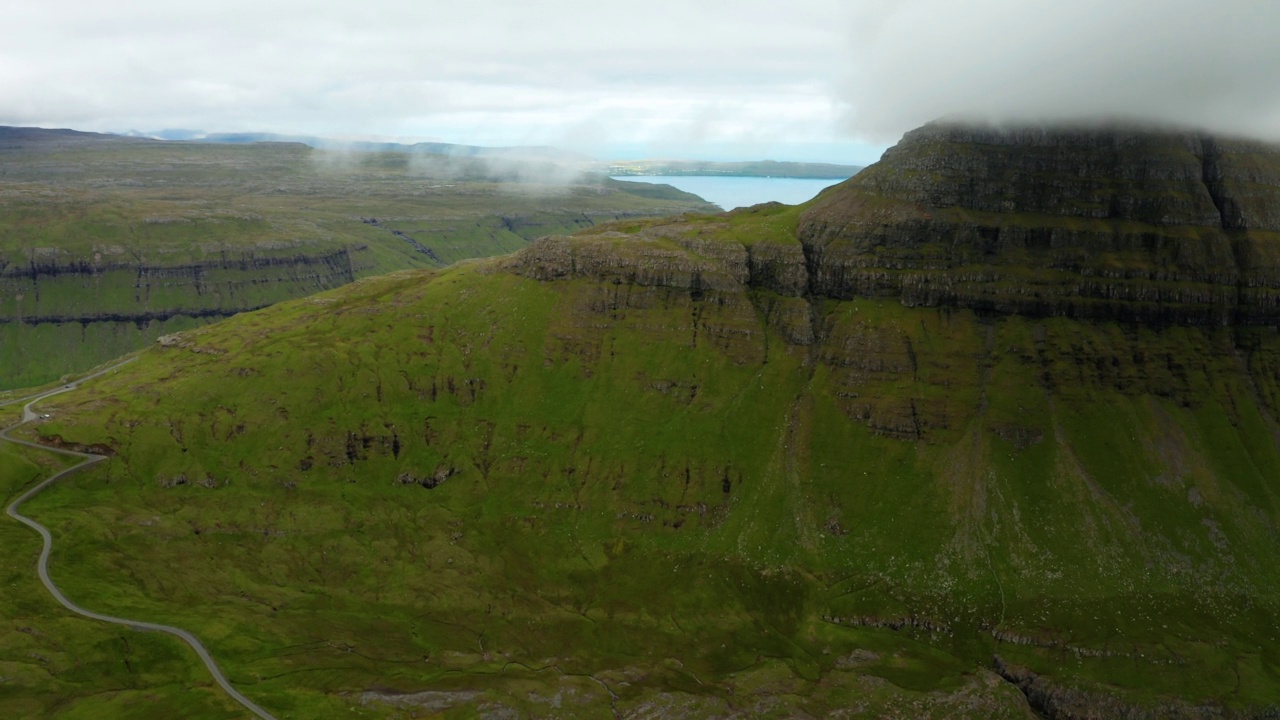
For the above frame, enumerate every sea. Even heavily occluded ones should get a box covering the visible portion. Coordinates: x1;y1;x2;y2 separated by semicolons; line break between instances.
609;175;847;212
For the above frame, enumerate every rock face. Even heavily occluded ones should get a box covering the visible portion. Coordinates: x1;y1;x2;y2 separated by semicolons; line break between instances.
1;247;362;322
796;122;1280;325
0;247;367;389
507;232;748;292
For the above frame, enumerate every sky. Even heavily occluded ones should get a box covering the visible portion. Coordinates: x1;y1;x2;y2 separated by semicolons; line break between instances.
2;1;1278;164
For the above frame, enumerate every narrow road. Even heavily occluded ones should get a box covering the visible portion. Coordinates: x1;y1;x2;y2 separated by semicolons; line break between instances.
1;359;277;720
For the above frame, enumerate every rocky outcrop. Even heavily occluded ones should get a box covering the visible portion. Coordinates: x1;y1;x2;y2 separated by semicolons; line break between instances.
0;246;369;388
743;243;808;298
505;231;748;293
5;247;358;281
1;247;361;321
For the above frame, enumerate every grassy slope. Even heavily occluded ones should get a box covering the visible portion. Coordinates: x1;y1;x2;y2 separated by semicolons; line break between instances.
7;206;1280;716
0;442;244;718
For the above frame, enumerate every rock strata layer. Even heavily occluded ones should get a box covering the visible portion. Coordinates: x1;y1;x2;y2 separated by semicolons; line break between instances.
0;247;368;388
796;122;1280;325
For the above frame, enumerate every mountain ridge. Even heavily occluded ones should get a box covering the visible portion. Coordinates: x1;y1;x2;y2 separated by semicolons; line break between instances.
795;121;1280;325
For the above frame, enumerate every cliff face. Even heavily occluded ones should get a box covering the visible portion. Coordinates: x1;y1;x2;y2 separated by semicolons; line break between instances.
1;247;361;320
0;247;369;389
796;123;1280;324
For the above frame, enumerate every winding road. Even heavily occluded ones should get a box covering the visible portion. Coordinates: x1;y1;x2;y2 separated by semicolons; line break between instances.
1;359;277;720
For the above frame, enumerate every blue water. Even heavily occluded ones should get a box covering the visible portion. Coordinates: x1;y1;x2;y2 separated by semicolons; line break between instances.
610;175;847;211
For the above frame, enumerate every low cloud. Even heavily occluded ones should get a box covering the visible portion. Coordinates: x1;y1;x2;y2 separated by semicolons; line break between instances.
305;142;592;193
841;0;1280;142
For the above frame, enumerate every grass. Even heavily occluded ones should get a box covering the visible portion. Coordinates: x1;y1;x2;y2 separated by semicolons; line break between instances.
0;442;247;719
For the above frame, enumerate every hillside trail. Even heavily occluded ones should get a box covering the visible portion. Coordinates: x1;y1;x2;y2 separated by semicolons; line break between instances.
1;358;277;720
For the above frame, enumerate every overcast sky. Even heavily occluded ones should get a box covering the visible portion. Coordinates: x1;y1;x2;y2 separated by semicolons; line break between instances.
2;1;1278;163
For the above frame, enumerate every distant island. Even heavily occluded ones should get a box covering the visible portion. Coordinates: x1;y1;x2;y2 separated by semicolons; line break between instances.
607;159;863;179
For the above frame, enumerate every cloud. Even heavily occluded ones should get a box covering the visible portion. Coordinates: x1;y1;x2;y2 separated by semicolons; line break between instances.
841;0;1280;141
0;0;869;160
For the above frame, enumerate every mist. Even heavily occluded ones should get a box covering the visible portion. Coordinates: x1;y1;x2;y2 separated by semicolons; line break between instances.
306;144;594;194
842;0;1280;142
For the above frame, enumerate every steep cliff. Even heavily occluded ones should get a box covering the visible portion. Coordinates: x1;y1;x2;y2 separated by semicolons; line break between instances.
796;122;1280;324
0;245;369;388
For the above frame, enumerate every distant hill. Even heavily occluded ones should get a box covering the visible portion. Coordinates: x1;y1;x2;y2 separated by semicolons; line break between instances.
0;125;143;148
608;159;862;179
0;127;717;389
125;128;592;163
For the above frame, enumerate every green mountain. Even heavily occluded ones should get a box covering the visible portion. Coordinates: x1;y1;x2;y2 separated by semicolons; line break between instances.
8;121;1280;718
0;127;716;390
